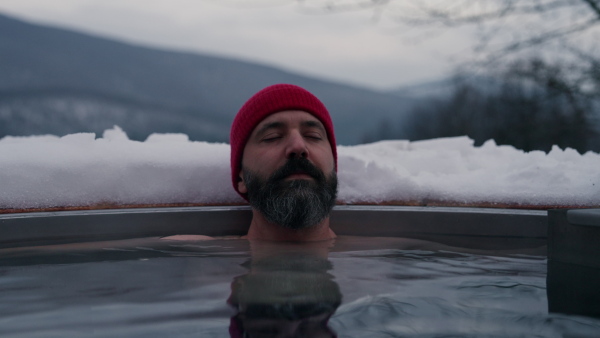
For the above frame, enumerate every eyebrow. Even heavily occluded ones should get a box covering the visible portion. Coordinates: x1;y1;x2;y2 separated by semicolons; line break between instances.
301;120;326;134
254;121;285;138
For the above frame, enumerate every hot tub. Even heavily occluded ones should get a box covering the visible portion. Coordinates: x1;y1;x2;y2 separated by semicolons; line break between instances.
1;206;599;337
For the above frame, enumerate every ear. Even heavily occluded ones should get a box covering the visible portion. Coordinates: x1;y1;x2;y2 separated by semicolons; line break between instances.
237;170;248;194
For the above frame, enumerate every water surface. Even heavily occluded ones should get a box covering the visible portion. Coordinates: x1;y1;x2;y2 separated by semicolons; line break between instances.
0;236;598;337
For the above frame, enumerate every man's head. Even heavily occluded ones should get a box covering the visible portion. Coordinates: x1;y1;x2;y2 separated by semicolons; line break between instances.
230;84;338;230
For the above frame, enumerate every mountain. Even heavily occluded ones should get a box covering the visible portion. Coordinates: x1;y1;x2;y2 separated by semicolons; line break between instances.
0;13;418;144
388;78;456;99
387;75;507;99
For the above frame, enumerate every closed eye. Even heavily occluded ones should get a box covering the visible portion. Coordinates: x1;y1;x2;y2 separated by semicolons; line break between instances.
301;121;327;141
262;135;282;142
304;131;324;140
305;134;323;140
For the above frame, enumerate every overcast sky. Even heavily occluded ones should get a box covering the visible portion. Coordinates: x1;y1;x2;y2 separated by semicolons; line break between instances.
0;0;474;91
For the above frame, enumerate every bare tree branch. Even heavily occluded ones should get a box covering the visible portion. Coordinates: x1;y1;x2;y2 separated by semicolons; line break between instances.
485;17;598;60
295;0;600;151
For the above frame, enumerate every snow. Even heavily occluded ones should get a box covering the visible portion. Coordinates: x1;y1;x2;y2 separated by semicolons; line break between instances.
0;126;598;211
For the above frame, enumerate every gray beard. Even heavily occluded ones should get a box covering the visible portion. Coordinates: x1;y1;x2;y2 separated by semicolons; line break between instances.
242;160;337;230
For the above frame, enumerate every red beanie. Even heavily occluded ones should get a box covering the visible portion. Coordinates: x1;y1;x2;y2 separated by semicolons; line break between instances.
230;84;337;198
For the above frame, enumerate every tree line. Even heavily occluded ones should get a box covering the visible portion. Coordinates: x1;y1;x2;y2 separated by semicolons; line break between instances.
399;67;599;153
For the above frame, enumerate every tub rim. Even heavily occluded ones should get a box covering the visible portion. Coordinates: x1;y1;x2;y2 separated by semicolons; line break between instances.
0;205;549;249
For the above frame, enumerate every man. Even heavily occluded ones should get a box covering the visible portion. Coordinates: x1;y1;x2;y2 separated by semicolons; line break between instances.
230;84;338;241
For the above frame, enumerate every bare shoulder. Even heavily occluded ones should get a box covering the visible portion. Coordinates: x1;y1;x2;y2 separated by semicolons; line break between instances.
160;235;215;241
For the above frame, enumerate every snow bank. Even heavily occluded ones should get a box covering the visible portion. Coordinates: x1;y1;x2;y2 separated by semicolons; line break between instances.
338;138;599;206
0;126;598;211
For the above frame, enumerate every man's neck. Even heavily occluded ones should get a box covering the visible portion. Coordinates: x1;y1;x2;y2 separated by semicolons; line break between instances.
244;210;336;242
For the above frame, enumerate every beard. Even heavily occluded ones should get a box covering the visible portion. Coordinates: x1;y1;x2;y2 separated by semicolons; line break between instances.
242;158;338;230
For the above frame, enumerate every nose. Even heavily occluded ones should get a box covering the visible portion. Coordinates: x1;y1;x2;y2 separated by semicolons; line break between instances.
286;131;308;159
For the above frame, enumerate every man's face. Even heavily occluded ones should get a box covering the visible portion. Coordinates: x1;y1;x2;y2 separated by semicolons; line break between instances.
238;110;337;229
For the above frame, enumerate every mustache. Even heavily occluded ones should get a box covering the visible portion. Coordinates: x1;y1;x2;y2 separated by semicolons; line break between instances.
269;157;326;183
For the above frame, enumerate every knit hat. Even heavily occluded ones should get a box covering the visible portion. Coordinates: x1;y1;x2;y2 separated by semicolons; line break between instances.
230;84;337;198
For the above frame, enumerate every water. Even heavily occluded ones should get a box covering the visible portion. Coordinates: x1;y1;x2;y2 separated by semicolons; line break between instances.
1;236;599;337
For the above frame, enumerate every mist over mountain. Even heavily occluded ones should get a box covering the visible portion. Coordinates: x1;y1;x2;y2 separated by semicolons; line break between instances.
0;13;418;144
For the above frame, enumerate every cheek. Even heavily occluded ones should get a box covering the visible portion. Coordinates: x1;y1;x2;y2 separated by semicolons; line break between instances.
315;147;335;172
241;148;260;170
241;148;279;174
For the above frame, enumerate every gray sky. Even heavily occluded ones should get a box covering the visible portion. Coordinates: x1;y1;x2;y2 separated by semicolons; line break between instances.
0;0;473;91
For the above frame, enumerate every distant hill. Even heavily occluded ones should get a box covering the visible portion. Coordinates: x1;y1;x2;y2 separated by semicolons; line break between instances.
388;78;456;99
387;75;507;99
0;13;418;144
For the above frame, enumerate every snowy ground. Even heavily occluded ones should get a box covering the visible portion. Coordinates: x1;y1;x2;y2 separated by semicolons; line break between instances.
1;126;598;212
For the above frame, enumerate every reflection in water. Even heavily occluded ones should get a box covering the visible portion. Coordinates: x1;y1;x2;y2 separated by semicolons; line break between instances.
227;241;341;338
